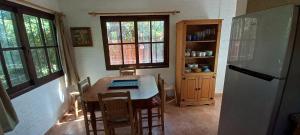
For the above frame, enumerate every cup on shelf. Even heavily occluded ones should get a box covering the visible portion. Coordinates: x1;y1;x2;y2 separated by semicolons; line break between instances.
191;51;197;57
188;64;194;69
206;50;213;56
196;51;201;57
187;35;192;41
202;65;211;72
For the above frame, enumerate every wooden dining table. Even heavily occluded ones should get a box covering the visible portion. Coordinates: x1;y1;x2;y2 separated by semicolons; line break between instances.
82;75;159;135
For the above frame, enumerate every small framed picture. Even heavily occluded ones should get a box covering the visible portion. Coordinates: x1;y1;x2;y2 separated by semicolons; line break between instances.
70;27;93;47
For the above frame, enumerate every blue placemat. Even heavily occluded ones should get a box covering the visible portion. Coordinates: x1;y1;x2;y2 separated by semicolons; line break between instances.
108;79;139;89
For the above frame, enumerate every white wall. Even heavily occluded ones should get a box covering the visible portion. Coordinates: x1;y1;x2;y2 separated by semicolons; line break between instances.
58;0;239;93
5;0;69;135
6;77;68;135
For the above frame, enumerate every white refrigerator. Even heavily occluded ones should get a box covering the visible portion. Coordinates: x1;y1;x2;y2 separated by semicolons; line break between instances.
218;5;300;135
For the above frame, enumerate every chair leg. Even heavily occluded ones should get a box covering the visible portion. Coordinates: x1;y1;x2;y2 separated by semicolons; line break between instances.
83;114;90;135
161;107;165;135
138;110;143;135
74;99;79;119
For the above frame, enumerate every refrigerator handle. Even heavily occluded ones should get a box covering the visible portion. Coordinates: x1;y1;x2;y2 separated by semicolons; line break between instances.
228;65;276;81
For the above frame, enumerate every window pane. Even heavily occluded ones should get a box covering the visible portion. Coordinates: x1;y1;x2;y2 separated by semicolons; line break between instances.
41;18;56;46
152;21;164;42
109;45;122;65
47;48;61;73
31;49;49;78
0;63;8;89
152;43;164;63
138;21;150;42
3;50;29;86
123;44;136;64
138;44;151;63
0;10;19;48
121;22;134;43
23;14;43;47
106;22;121;44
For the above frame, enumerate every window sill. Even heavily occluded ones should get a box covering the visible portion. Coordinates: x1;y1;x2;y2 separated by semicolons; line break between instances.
106;64;169;70
9;71;64;99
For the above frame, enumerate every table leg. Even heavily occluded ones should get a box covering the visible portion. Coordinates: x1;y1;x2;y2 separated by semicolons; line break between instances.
89;106;97;135
147;108;152;135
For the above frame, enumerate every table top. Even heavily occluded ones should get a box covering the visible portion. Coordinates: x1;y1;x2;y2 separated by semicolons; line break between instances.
82;75;159;102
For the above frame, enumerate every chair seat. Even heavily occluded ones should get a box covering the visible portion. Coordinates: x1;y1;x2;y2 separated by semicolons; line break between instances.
148;95;161;107
164;84;174;91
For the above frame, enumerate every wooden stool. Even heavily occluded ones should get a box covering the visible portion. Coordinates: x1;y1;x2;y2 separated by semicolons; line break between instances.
70;91;80;119
164;83;177;104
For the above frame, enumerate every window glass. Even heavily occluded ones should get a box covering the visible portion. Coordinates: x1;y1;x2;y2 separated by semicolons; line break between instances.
3;50;29;86
47;48;61;73
109;45;122;65
138;21;150;42
41;18;56;46
23;14;43;47
123;44;136;64
0;10;19;48
138;44;151;63
106;22;121;44
31;49;49;78
152;43;164;63
121;22;134;43
152;21;164;42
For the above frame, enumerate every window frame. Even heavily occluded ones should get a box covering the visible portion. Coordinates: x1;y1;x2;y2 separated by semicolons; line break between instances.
100;15;169;70
0;1;63;98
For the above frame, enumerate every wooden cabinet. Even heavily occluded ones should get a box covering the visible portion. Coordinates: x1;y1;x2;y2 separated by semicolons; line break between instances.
175;19;221;106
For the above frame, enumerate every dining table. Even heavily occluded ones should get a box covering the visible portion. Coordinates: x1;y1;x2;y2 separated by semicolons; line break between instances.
82;75;159;135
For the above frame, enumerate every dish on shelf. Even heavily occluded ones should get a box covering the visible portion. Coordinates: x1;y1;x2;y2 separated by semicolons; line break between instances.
191;68;202;73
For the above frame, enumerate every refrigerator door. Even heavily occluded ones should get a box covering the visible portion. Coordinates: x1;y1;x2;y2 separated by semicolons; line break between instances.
228;5;297;78
218;66;285;135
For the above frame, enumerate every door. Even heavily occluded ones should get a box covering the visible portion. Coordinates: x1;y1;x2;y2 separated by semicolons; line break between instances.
197;76;215;101
218;67;286;135
181;76;198;102
228;5;297;78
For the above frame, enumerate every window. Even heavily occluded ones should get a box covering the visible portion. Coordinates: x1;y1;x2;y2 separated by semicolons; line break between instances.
0;1;63;98
100;15;169;70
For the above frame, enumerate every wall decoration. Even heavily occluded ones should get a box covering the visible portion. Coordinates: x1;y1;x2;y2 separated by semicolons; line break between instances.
70;27;93;47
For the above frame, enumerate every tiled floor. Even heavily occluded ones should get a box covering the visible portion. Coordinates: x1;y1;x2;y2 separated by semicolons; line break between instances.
46;95;222;135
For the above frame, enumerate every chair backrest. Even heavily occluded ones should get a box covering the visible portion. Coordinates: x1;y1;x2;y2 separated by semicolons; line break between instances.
77;77;91;97
77;77;91;125
158;76;165;111
157;73;161;87
119;66;136;76
98;92;134;127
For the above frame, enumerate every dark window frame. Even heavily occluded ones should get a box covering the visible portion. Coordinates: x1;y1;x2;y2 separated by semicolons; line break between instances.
0;1;63;98
100;15;169;70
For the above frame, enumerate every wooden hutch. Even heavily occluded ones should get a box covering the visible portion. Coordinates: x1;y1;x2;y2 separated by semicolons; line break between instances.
175;19;222;106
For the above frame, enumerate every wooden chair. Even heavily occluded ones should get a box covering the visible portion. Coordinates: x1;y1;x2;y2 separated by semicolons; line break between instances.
98;92;136;135
119;66;136;76
158;74;177;105
138;76;165;134
78;77;103;135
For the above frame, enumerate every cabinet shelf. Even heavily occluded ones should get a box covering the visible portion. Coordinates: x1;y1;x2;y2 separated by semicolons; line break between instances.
185;56;214;59
186;40;216;43
184;72;215;76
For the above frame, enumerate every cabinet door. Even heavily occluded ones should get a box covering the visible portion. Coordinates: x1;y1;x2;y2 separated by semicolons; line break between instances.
198;76;215;101
181;76;198;102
